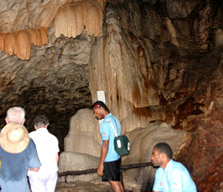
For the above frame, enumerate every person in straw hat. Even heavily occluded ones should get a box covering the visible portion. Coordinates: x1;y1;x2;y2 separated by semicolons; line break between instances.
0;107;41;192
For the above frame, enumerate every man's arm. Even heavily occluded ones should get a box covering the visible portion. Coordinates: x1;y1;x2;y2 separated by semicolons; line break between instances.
28;139;42;172
28;167;40;172
152;168;163;192
55;152;59;164
97;140;109;176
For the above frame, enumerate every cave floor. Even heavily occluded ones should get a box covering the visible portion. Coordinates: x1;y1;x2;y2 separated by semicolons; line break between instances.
56;181;142;192
56;181;111;192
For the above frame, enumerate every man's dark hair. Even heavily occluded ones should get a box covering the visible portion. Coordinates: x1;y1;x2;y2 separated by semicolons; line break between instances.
34;115;49;127
154;142;173;159
92;101;110;113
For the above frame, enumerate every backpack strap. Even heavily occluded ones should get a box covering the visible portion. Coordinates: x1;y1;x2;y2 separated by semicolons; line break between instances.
105;119;118;137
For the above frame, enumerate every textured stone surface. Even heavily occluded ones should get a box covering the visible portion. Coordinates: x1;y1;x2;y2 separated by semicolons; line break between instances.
56;181;111;192
58;152;100;183
89;1;223;191
0;0;103;33
64;109;100;156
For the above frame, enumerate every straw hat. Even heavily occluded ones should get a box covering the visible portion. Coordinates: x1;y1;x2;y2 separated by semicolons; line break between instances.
0;122;30;153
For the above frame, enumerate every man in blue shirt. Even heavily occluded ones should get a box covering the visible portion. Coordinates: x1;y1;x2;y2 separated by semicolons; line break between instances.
151;142;197;192
0;107;41;192
92;101;124;192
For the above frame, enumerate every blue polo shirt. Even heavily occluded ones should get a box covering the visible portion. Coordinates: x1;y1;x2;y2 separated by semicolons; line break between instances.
153;159;197;192
100;113;121;162
0;138;41;192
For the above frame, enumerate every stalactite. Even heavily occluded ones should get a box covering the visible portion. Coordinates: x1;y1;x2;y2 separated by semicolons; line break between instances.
40;27;48;45
26;28;36;45
0;27;48;60
86;5;101;36
0;33;5;51
16;30;31;61
33;28;42;46
5;33;17;56
54;1;103;38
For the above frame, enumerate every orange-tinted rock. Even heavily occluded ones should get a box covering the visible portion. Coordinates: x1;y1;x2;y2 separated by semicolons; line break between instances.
34;28;42;47
177;95;223;191
4;32;16;55
27;27;48;46
86;5;102;36
0;33;5;51
27;28;38;45
40;27;48;45
2;27;48;60
16;30;31;60
54;1;103;38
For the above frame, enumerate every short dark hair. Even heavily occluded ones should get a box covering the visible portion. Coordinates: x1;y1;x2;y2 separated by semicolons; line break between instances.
154;142;173;159
34;115;49;127
92;101;110;113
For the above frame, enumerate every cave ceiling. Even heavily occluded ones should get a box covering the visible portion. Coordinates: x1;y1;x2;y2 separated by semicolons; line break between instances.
0;0;105;148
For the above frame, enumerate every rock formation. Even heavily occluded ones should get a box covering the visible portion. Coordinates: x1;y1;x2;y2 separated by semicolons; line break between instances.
0;27;48;60
54;1;103;38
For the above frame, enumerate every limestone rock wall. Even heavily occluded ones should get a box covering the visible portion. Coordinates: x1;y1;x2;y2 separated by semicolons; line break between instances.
89;1;223;191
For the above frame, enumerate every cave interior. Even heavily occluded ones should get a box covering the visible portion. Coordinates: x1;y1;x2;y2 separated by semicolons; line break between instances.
0;0;223;191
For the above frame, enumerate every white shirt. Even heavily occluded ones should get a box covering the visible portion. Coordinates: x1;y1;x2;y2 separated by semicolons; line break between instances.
29;128;59;172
